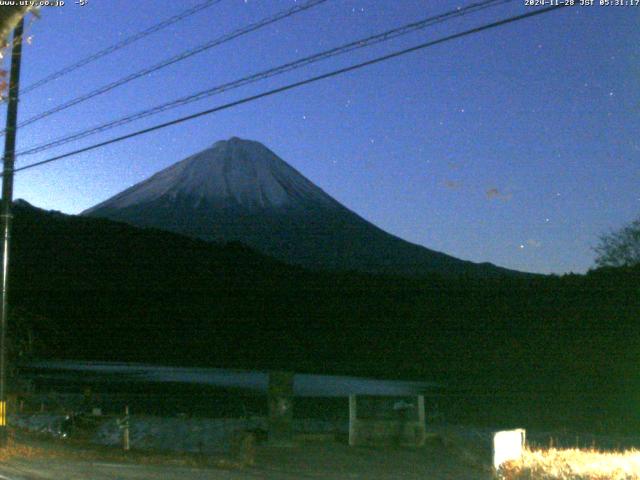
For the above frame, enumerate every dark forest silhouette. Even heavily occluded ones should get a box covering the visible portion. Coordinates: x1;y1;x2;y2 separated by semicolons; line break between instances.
9;201;640;432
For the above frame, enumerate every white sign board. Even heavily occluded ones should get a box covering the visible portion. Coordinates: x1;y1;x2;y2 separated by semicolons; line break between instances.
493;429;526;470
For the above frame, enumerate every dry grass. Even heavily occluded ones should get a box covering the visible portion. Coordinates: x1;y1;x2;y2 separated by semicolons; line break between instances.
500;447;640;480
0;432;53;462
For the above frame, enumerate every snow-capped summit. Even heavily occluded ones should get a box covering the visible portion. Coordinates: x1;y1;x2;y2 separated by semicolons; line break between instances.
86;137;337;214
84;138;515;277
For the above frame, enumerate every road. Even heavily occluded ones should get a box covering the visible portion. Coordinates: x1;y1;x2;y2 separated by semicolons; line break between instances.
0;443;492;479
0;459;264;480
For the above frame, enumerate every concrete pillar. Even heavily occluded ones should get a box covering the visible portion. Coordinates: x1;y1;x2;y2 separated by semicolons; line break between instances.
267;371;294;446
416;395;426;446
348;394;357;446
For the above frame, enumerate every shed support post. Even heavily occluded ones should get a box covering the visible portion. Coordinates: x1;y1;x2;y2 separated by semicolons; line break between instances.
417;395;426;445
268;371;294;446
348;394;357;446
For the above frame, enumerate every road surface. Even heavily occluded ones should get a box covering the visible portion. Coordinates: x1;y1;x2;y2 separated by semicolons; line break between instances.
0;443;492;479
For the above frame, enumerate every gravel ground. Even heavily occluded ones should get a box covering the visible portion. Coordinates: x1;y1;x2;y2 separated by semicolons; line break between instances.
9;413;346;453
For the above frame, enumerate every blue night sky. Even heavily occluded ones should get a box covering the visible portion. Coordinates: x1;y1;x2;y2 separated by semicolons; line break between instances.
3;0;639;274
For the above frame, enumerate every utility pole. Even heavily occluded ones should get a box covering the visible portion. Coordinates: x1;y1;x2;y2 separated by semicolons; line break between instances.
0;17;24;447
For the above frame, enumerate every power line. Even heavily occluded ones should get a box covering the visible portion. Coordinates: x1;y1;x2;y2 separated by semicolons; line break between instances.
18;0;513;158
8;4;567;177
9;0;225;99
4;0;329;135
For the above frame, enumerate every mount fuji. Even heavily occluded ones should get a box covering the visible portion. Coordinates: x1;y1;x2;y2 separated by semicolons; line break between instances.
84;137;515;277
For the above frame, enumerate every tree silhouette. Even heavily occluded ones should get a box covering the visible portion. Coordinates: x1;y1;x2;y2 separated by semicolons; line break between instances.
594;216;640;268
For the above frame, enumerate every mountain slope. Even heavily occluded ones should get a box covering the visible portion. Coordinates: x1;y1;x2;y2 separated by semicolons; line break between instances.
84;137;519;277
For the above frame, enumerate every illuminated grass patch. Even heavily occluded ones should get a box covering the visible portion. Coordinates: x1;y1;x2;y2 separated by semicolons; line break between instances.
500;447;640;480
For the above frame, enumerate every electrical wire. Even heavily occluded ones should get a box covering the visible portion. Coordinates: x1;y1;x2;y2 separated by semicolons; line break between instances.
4;0;330;134
8;4;567;176
9;0;225;99
17;0;513;157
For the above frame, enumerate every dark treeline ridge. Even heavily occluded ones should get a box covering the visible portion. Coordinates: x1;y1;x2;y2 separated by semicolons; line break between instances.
8;201;640;432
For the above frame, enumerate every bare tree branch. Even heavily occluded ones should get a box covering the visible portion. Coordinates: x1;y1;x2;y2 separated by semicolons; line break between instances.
594;217;640;268
0;6;30;49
